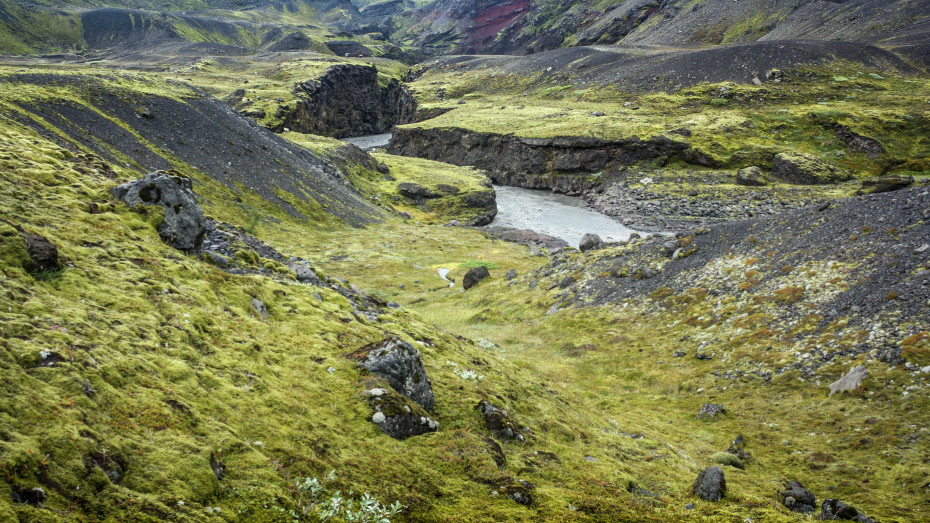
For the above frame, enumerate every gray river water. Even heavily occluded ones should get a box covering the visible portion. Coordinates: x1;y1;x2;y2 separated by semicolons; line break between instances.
489;185;643;247
342;134;645;247
341;133;392;150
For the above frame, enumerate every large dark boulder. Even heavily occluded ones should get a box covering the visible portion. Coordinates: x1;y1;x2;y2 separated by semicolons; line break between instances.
349;338;434;412
463;266;490;290
821;499;874;522
23;232;60;273
365;387;438;440
579;233;603;252
111;171;207;252
692;466;726;501
782;481;816;513
397;182;441;200
772;152;852;185
735;166;771;186
278;65;416;138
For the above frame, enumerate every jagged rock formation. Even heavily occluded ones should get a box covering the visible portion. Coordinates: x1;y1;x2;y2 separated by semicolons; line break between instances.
276;65;416;138
111;171;207;252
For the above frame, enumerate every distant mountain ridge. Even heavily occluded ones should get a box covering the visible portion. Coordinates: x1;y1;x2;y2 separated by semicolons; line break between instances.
1;0;928;68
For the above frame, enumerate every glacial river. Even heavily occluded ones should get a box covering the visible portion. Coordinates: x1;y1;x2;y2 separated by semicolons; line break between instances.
342;134;645;247
489;185;643;248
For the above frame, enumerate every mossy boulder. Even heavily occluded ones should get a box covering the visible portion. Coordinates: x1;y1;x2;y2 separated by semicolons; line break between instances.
711;451;745;470
366;387;439;440
772;152;852;185
860;174;914;194
111;171;207;252
735;166;772;187
349;338;435;411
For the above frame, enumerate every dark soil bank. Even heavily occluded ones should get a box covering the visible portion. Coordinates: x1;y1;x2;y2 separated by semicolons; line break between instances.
388;127;688;193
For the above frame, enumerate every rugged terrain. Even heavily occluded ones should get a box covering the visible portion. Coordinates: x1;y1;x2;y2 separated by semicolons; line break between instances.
0;0;929;522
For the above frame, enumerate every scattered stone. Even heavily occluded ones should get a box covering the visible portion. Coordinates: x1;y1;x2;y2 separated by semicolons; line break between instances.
203;250;231;268
684;503;694;510
829;365;868;395
348;338;434;411
10;486;46;506
23;232;60;273
463;266;491;290
251;298;269;320
696;352;712;360
289;261;320;285
697;403;725;418
210;454;226;480
772;152;852;185
781;481;815;513
506;269;518;280
501;480;534;506
820;498;875;522
692;466;726;501
672;351;686;357
592;111;605;117
725;434;750;461
377;162;390;174
627;483;659;497
915;244;929;254
735;166;771;187
579;233;603;252
111;171;207;252
476;399;525;442
387;302;400;308
860;174;913;194
483;227;569;250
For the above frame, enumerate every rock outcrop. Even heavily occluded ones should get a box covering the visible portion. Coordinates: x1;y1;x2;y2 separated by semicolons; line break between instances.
111;171;207;252
388;127;688;193
365;387;439;440
829;365;868;395
350;338;434;412
277;65;416;138
772;152;852;185
692;466;726;501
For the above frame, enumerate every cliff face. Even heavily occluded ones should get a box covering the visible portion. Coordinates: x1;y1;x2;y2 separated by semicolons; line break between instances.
388;126;689;193
276;65;417;138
